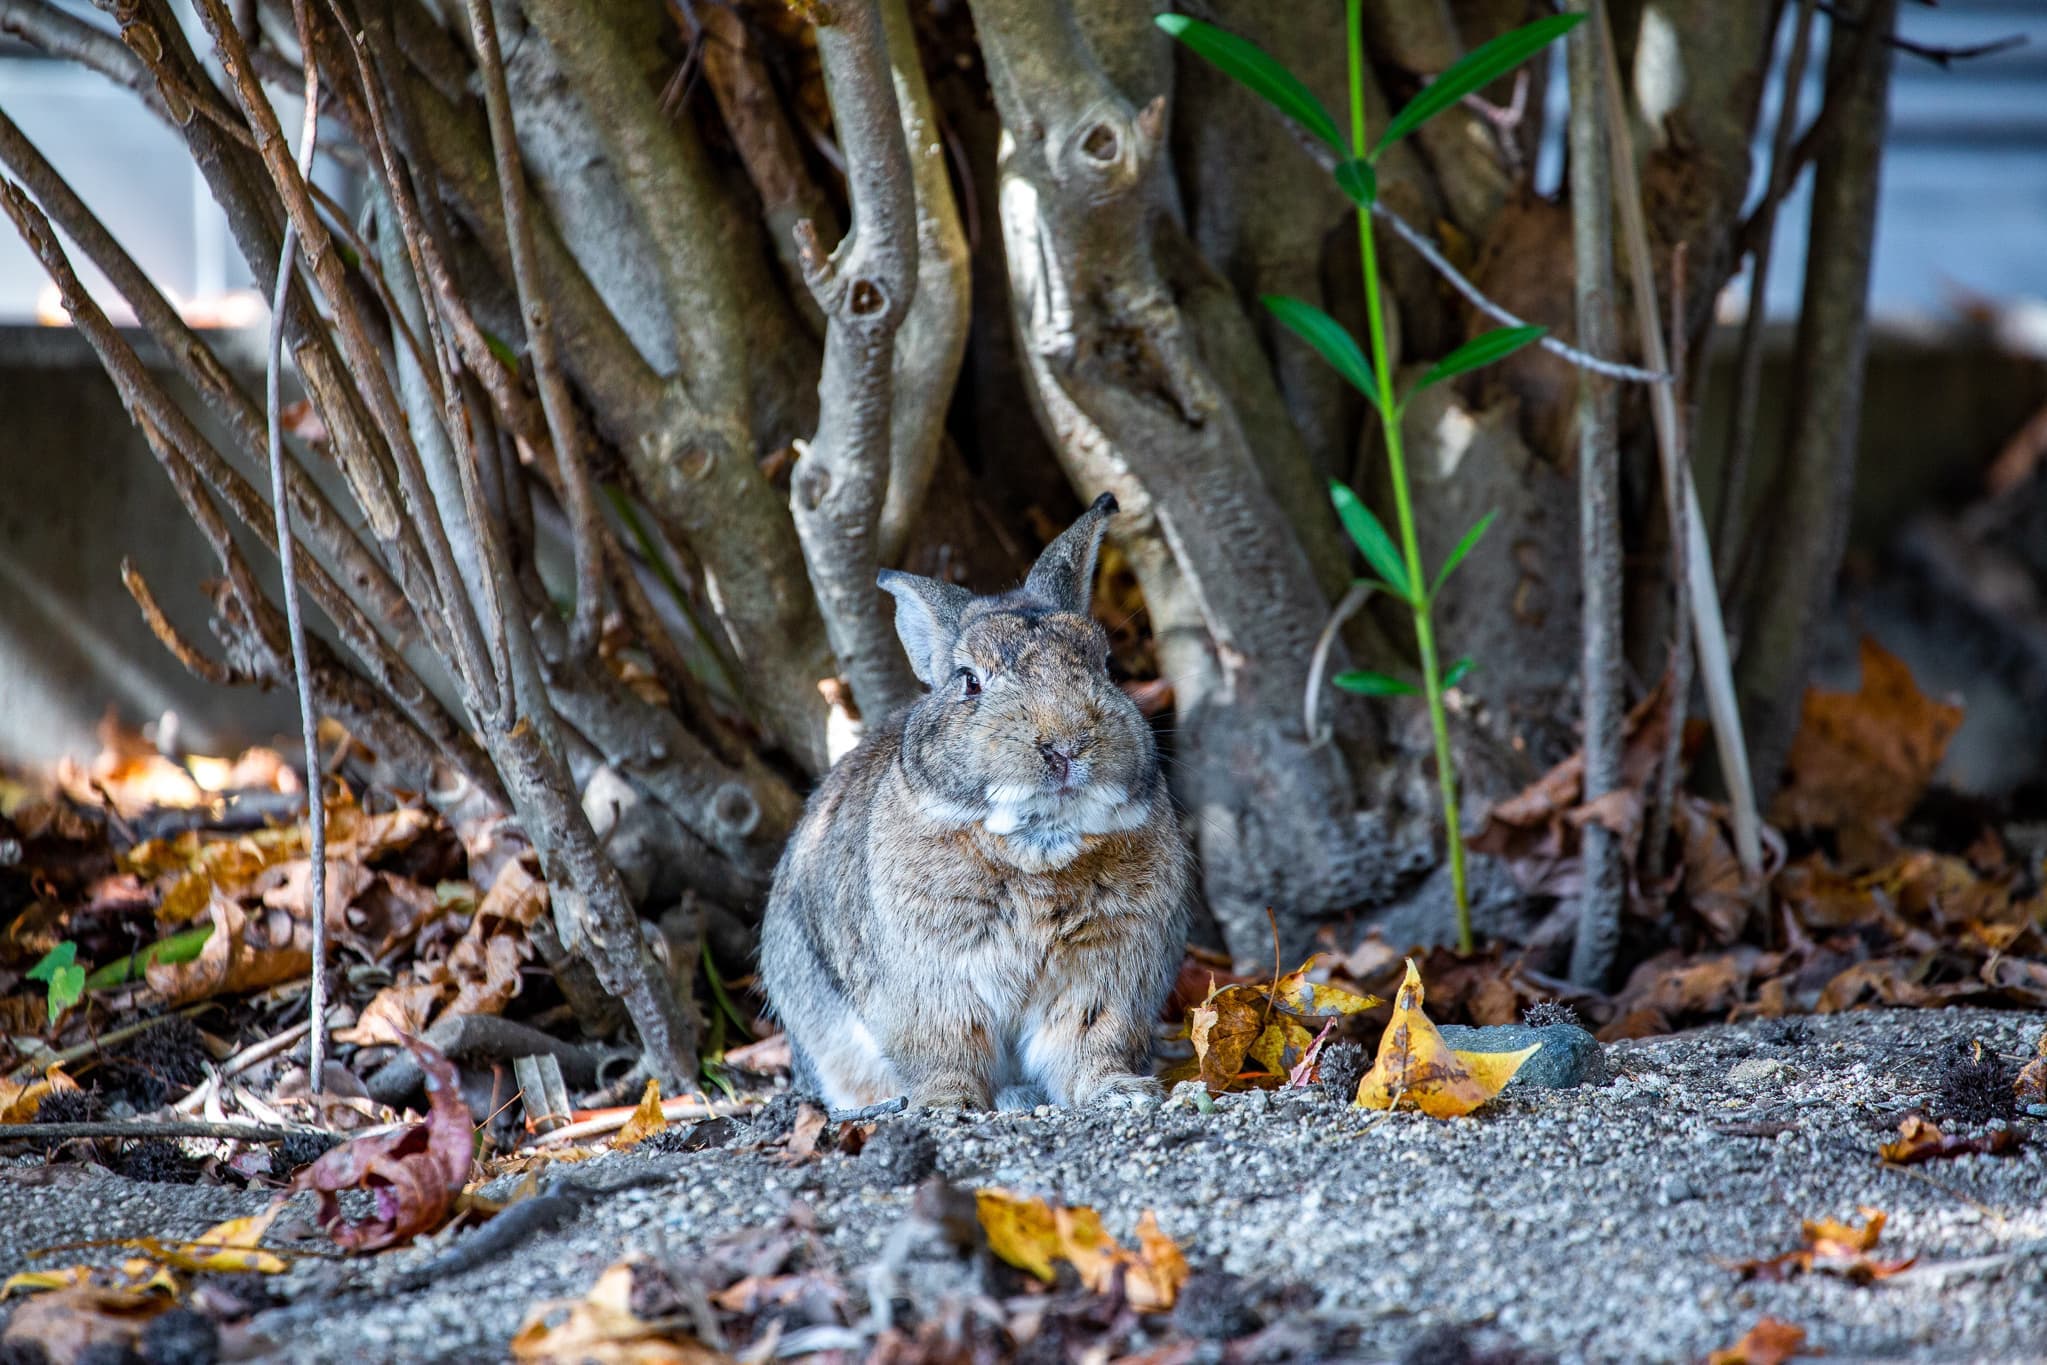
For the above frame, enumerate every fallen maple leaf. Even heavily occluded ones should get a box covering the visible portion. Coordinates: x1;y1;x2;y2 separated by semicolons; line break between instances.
1879;1114;2021;1165
511;1258;724;1363
293;1036;474;1250
976;1189;1189;1311
1164;955;1379;1094
1353;960;1538;1117
145;890;311;1005
1771;637;1962;832
104;1206;290;1275
613;1080;669;1149
1707;1316;1810;1365
1731;1207;1914;1284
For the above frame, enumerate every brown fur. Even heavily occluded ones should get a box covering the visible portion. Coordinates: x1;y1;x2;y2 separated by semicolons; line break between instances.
760;497;1189;1109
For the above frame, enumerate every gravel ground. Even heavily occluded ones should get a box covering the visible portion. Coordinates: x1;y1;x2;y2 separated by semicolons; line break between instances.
3;1007;2044;1364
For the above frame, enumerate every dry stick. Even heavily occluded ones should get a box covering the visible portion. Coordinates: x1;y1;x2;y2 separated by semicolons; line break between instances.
122;562;240;687
1643;245;1695;886
193;0;498;719
1284;108;1663;386
1593;2;1764;878
266;0;330;1089
1715;0;1818;583
1812;0;2025;67
0;110;414;648
0;1120;316;1144
1566;0;1624;991
0;185;284;685
525;1095;757;1149
173;1019;313;1114
461;0;604;661
1304;582;1375;748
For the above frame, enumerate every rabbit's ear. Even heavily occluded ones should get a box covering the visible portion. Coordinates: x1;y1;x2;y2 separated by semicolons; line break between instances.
1024;491;1119;614
878;570;974;687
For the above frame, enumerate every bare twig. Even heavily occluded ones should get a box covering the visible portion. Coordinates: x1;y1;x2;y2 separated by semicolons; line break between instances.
1245;65;1668;385
0;1120;319;1144
1593;0;1764;877
524;1094;756;1148
1566;0;1624;991
0;108;416;643
173;1019;313;1114
462;0;604;660
1305;581;1375;748
120;561;240;687
194;0;499;717
1716;0;1818;580
828;1095;909;1123
1814;1;2024;66
267;0;330;1091
1643;246;1695;885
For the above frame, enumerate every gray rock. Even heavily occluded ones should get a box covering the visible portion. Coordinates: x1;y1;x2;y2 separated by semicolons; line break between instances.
1725;1057;1796;1093
1436;1022;1609;1090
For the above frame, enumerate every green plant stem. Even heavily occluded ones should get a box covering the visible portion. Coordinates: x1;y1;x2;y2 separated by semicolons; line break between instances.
1346;0;1470;952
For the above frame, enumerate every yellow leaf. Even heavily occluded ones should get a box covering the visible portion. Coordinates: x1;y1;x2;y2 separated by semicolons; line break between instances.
112;1239;289;1276
613;1080;669;1149
1270;955;1382;1017
975;1189;1188;1310
1353;959;1539;1118
1247;1019;1315;1078
1126;1210;1191;1312
975;1188;1061;1281
510;1258;724;1362
3;1266;94;1298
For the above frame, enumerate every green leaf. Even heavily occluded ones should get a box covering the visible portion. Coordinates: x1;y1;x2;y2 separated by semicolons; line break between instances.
1334;158;1377;209
1334;669;1419;697
1442;657;1477;689
1264;296;1381;412
25;941;76;984
31;945;87;1024
83;925;215;990
1411;326;1546;400
1430;509;1499;599
1156;15;1343;150
1330;482;1412;600
1375;13;1583;155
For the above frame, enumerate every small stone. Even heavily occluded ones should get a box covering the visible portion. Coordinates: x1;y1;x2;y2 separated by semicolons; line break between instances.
1166;1081;1212;1112
1657;1175;1696;1206
1435;1023;1609;1090
1236;1088;1271;1115
1725;1058;1795;1094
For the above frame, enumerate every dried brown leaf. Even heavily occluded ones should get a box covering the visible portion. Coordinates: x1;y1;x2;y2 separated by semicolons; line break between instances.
1771;637;1962;832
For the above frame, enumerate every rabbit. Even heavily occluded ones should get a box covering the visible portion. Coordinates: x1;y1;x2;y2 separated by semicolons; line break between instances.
760;493;1190;1111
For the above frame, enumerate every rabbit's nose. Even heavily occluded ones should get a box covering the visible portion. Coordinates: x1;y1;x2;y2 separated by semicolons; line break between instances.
1039;741;1076;784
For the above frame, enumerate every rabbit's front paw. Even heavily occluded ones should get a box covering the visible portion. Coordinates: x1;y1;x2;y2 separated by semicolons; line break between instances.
1072;1073;1162;1109
911;1081;990;1111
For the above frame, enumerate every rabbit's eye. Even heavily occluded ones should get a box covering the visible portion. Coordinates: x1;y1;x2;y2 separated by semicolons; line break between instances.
955;666;981;697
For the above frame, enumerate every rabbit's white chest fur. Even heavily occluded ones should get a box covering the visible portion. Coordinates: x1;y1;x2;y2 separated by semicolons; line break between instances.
919;779;1151;871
